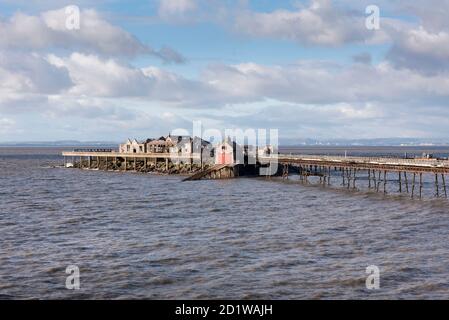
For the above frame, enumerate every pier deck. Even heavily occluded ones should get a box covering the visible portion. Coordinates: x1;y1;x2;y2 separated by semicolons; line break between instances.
62;151;200;160
273;154;449;174
62;149;449;198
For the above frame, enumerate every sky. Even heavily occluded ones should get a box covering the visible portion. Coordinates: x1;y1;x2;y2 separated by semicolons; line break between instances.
1;0;449;142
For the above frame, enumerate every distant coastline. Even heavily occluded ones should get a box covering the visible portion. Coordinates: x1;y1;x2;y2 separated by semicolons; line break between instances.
1;138;449;148
0;141;119;147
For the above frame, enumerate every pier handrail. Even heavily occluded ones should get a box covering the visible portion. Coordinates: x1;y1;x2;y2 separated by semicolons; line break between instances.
72;148;114;153
62;150;202;160
269;154;449;168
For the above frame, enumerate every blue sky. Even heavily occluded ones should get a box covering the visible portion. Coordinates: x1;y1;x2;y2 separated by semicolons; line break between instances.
1;0;449;142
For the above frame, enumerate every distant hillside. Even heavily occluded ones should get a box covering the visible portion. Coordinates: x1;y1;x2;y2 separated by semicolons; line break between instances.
279;138;449;147
2;137;449;147
0;141;119;147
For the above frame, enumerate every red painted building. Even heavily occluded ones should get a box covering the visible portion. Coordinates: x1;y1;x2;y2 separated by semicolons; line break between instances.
215;141;235;165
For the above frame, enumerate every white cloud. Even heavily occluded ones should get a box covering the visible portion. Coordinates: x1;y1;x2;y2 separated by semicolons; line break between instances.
0;8;184;63
0;52;72;95
388;26;449;73
233;0;388;46
202;61;449;106
43;53;214;103
2;0;449;140
0;118;16;133
46;53;154;97
158;0;197;17
2;51;449;114
398;0;449;32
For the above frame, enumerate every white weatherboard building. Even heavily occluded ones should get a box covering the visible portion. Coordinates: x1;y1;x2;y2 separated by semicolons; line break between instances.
119;139;146;154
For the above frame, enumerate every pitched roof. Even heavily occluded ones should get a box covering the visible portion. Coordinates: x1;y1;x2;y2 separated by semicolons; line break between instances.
147;139;174;146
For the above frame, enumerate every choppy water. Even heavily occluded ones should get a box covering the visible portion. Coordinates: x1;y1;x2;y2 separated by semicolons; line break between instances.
1;147;449;299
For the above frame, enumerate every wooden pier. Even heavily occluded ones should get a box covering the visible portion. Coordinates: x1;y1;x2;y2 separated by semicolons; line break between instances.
62;149;449;199
62;150;202;173
271;154;449;199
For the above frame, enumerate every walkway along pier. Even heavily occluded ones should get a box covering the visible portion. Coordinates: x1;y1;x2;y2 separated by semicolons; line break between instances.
62;149;203;174
62;150;449;199
273;154;449;199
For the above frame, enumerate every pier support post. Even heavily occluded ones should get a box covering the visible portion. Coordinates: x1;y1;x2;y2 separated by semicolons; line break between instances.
368;170;371;189
404;172;409;193
283;164;289;180
377;171;381;192
411;173;416;199
435;174;440;198
442;174;447;198
399;172;402;193
352;169;357;189
347;168;351;189
419;173;423;199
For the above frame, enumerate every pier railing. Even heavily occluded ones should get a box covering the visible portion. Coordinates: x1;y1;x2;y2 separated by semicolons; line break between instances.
73;148;114;153
275;154;449;168
62;150;201;160
63;150;449;168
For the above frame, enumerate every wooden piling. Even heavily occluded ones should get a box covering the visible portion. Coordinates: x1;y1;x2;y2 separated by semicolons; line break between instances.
368;170;371;189
347;168;351;189
352;169;356;189
377;171;381;192
419;173;423;199
435;174;440;198
442;174;447;198
404;172;409;193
